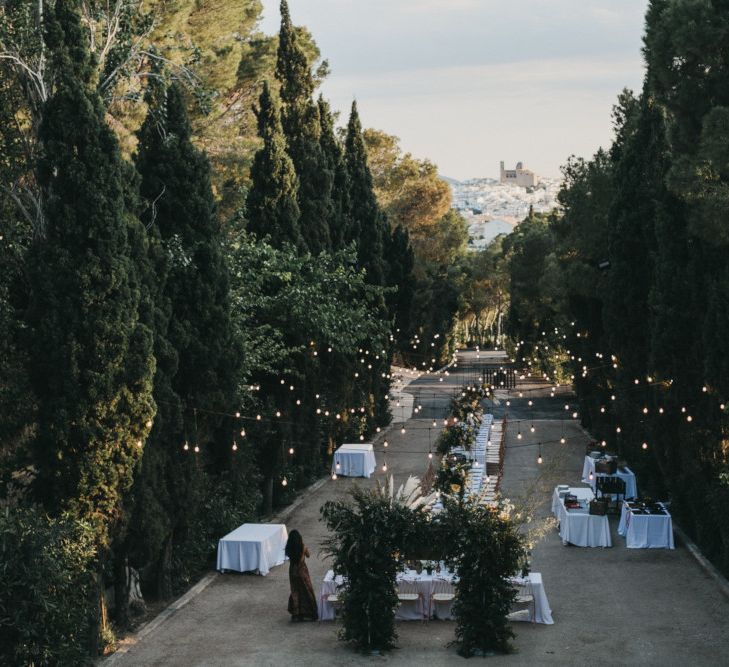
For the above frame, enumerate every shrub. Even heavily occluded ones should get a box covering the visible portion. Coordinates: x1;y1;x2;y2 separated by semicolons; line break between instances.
0;506;97;665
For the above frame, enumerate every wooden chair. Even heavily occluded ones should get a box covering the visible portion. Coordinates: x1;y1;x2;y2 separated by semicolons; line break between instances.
596;476;626;514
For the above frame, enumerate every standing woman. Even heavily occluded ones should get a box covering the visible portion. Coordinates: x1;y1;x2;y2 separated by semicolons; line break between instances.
285;529;318;621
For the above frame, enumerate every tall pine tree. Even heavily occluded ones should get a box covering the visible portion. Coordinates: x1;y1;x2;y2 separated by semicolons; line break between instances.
27;0;156;542
318;95;352;250
345;101;387;286
276;0;333;254
246;81;303;250
133;81;239;593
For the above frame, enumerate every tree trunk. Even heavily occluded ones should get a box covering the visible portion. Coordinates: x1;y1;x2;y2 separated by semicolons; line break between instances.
88;570;102;658
263;474;274;517
156;535;173;600
113;550;131;629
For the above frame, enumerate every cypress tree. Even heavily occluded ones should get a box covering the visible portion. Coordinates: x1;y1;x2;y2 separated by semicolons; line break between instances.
386;223;416;345
276;0;333;254
246;81;303;250
27;0;156;541
318;95;352;250
133;81;239;592
345;101;387;286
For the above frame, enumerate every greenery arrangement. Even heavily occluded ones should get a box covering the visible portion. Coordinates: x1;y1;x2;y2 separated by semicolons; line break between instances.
321;476;527;657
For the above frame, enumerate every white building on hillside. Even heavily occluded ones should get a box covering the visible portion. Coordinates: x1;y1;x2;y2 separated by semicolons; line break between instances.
499;161;537;188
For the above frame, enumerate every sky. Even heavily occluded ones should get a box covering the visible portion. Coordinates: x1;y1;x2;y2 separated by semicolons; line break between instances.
259;1;649;180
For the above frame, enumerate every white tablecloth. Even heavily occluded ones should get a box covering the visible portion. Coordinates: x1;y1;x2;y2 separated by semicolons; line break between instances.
551;487;611;548
317;569;553;624
582;456;638;498
216;523;288;575
510;573;554;624
618;502;675;549
331;443;376;478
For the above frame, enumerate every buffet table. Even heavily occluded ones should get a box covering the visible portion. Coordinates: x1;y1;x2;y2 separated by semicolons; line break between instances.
216;523;288;575
331;443;376;478
618;501;675;549
317;569;553;624
581;456;638;498
551;486;611;548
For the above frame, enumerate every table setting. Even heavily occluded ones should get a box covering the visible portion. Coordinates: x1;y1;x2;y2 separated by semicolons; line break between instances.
581;451;638;499
618;500;675;549
317;565;553;624
551;486;612;547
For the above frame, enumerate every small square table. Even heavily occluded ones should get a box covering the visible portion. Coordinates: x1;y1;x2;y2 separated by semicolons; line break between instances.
551;486;611;548
618;501;674;549
216;523;288;575
331;443;376;478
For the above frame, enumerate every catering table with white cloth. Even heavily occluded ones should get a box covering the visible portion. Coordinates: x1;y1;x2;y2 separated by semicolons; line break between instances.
317;569;553;624
216;523;287;575
551;487;611;548
581;456;638;498
331;443;376;478
618;501;674;549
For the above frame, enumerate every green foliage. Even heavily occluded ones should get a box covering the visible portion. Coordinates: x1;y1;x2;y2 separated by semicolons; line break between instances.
502;0;729;579
321;482;527;657
445;499;525;657
345;102;387;286
321;485;429;653
0;506;97;666
246;81;303;249
27;0;156;541
228;234;391;512
275;0;333;254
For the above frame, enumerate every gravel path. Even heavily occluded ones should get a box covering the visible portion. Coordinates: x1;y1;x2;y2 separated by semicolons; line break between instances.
105;350;729;666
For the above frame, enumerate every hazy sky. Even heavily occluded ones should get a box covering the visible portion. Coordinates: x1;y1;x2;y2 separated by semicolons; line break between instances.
259;1;649;180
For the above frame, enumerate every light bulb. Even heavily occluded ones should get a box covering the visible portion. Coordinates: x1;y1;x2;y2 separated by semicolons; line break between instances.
428;452;433;459
642;442;648;450
560;437;566;444
530;425;535;433
183;442;189;451
240;429;246;437
382;463;388;472
332;472;337;480
517;432;522;440
232;443;238;451
194;445;200;453
282;478;288;487
537;455;543;465
289;447;294;455
383;440;388;448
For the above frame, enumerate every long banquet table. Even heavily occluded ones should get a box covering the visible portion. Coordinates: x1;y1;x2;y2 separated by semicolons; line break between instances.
216;523;288;575
317;568;553;624
581;456;638;499
618;501;675;549
551;486;611;548
331;443;376;478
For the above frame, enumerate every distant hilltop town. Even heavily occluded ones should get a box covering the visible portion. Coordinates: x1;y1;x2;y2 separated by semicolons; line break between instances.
499;161;537;188
445;164;561;251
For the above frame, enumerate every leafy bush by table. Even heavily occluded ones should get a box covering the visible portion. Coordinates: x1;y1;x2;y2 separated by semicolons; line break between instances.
0;506;97;666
